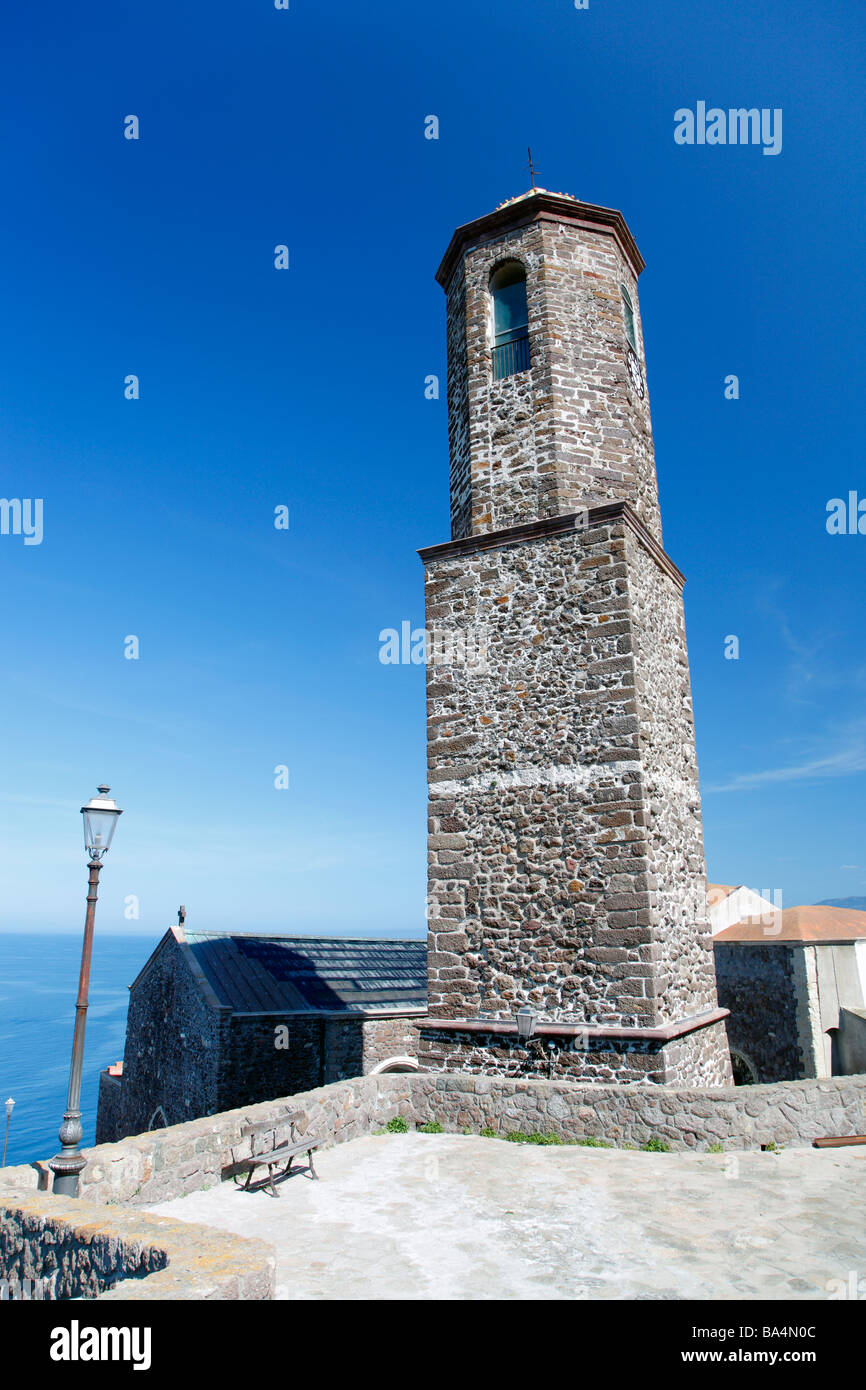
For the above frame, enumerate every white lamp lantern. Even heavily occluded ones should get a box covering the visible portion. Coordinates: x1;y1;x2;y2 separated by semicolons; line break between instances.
81;785;122;859
516;1004;537;1041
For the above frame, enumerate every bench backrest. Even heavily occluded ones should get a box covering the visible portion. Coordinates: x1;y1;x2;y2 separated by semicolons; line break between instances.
243;1109;303;1133
237;1110;306;1157
242;1111;303;1137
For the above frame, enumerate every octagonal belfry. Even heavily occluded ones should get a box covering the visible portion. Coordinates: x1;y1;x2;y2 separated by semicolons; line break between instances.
418;188;732;1085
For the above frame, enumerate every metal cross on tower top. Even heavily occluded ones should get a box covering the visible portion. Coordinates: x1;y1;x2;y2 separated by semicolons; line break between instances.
526;146;541;189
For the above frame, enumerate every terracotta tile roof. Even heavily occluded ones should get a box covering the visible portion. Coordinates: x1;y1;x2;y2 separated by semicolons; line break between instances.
707;883;738;900
715;904;866;943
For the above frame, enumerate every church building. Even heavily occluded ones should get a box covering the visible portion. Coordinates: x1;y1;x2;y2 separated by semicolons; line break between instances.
96;926;426;1143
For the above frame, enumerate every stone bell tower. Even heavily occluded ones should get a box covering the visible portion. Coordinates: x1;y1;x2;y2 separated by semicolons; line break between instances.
418;188;732;1085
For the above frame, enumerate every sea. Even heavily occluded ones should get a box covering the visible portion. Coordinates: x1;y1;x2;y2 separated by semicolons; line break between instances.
0;932;156;1168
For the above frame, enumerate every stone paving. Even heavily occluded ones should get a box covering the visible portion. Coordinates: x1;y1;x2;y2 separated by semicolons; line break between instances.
145;1133;866;1300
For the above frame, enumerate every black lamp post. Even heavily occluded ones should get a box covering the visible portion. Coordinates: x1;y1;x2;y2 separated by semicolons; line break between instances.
48;786;122;1197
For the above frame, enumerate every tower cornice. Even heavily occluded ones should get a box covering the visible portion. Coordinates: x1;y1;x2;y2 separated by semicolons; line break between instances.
419;501;685;590
435;188;645;289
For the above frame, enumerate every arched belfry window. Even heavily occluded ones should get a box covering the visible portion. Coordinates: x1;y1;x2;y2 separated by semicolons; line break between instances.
490;262;530;381
621;284;637;353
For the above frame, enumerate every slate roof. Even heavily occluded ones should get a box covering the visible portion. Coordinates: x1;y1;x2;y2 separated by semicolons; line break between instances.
179;929;427;1015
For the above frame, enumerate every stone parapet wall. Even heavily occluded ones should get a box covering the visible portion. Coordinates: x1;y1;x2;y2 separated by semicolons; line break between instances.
1;1076;412;1207
0;1188;274;1300
6;1072;866;1218
392;1072;866;1151
4;1073;862;1298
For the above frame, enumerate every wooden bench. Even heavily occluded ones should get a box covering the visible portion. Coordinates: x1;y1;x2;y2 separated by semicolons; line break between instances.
230;1111;319;1197
812;1134;866;1148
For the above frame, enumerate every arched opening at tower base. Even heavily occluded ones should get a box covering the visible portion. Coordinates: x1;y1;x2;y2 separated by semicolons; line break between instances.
370;1056;421;1075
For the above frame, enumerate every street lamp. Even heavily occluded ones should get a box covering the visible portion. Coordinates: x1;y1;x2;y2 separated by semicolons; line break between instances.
48;786;122;1197
2;1098;14;1167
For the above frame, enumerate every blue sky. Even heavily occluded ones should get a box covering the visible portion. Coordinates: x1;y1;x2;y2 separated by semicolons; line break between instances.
1;0;864;943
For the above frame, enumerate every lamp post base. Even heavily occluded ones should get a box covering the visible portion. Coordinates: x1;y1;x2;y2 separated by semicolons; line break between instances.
49;1108;86;1196
47;1139;87;1195
48;1153;86;1197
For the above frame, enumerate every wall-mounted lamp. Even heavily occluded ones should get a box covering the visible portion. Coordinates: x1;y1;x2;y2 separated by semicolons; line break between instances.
516;1004;537;1041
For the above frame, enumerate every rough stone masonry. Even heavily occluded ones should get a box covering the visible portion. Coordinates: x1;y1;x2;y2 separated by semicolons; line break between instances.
419;188;732;1085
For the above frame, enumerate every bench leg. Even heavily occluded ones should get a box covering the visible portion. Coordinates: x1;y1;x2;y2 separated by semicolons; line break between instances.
307;1148;319;1180
268;1163;280;1198
243;1168;254;1191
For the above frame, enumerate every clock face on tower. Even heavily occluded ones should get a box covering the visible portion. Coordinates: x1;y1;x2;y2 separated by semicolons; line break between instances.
626;347;645;399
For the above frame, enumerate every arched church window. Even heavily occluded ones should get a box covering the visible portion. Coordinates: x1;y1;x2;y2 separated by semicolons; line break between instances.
490;262;530;380
621;284;637;352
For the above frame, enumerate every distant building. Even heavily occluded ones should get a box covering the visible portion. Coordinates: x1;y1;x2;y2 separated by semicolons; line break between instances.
97;926;426;1143
711;897;866;1084
707;884;781;936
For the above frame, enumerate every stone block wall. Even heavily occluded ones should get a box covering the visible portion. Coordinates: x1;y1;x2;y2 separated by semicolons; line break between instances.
444;253;472;539
424;513;644;1026
323;1016;364;1082
715;943;805;1082
116;930;221;1138
323;1015;422;1081
1;1194;167;1298
361;1015;423;1070
417;1019;731;1087
96;1070;123;1146
218;1013;422;1102
421;504;730;1083
626;527;721;1037
218;1014;326;1111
